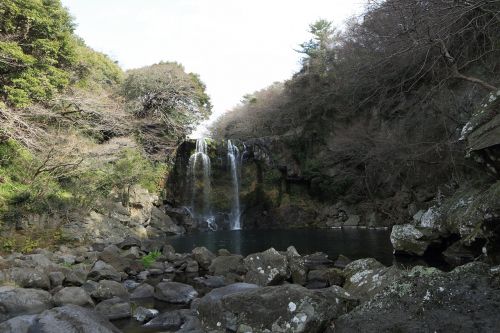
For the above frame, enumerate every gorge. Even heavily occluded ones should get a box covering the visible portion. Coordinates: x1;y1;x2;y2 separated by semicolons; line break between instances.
1;0;500;332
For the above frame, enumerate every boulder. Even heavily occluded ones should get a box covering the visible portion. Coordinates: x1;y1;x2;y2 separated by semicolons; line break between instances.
130;283;154;299
154;282;198;304
1;268;50;290
87;260;121;282
91;280;128;301
390;224;433;256
0;314;37;333
133;306;159;323
29;304;121;333
303;252;333;270
286;246;307;285
307;268;344;288
150;206;185;235
208;255;246;282
63;268;87;286
192;247;216;270
0;287;52;322
53;287;94;308
343;265;403;301
49;272;65;288
243;248;290;286
143;310;183;330
334;262;500;332
95;297;131;320
198;284;357;333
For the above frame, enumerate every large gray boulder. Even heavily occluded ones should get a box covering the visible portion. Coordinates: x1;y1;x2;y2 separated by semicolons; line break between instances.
29;304;121;333
198;283;358;333
154;281;198;304
0;268;50;289
390;224;432;256
334;262;500;332
0;287;52;322
88;260;122;282
91;280;128;301
53;287;94;308
243;248;290;286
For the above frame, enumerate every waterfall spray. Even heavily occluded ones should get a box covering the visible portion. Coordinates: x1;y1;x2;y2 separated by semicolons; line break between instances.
228;140;241;230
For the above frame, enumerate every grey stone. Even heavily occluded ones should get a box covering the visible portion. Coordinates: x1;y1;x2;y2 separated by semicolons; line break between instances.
130;283;154;299
95;297;131;320
192;247;216;270
0;287;52;322
243;248;290;286
154;281;198;304
91;280;128;300
53;287;94;308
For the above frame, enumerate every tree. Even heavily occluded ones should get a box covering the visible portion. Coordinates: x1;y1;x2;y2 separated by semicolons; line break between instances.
298;19;336;75
0;0;78;107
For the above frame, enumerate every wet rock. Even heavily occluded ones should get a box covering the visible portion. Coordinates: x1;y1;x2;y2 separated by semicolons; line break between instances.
198;284;357;333
53;287;94;308
133;306;159;323
192;247;216;270
30;304;121;333
0;314;37;333
208;254;246;283
0;287;52;322
390;224;432;256
95;297;131;320
91;280;128;301
130;283;154;299
243;248;290;286
154;281;198;304
335;262;500;332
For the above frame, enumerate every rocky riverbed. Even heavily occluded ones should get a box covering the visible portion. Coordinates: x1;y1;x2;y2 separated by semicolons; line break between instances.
1;236;499;333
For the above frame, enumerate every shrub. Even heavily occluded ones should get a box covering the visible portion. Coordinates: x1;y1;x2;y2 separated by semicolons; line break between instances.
141;250;161;268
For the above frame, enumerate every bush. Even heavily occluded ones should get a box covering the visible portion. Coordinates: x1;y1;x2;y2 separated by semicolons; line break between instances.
141;250;161;268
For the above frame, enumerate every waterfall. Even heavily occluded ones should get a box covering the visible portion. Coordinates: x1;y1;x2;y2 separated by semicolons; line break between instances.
187;138;212;224
228;140;241;230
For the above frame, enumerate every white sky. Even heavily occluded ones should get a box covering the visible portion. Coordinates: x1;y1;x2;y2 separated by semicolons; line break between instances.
61;0;366;135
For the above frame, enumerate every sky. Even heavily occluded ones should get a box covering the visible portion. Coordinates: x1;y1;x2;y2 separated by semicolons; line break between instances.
61;0;366;135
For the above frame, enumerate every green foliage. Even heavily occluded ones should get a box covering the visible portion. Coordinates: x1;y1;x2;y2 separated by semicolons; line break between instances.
0;0;77;107
122;62;212;140
141;250;161;268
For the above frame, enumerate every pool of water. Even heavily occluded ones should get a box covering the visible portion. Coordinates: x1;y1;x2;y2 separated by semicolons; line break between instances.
167;228;443;267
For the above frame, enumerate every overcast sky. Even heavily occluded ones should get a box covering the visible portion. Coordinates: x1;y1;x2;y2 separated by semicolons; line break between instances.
61;0;366;134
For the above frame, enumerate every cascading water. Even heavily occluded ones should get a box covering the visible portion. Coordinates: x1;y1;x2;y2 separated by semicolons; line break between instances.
186;138;213;227
228;140;241;230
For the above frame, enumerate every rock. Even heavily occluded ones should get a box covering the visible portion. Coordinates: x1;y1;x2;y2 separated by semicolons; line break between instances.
343;214;360;226
243;248;290;286
30;304;121;333
198;284;357;333
91;280;128;301
63;268;87;286
286;246;307;285
197;283;260;312
193;275;226;290
121;246;141;259
53;287;94;308
150;206;185;235
133;306;159;323
1;268;50;289
154;282;198;304
334;262;500;332
209;255;246;282
123;279;140;291
390;224;432;256
130;283;155;299
334;254;352;269
98;245;129;272
303;252;333;270
185;258;199;273
442;241;478;266
218;249;231;256
95;297;131;320
0;314;37;333
23;254;54;268
49;272;65;288
143;310;183;330
0;287;52;322
342;258;384;280
343;265;403;301
117;236;142;250
307;268;344;288
192;247;216;270
88;260;121;282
